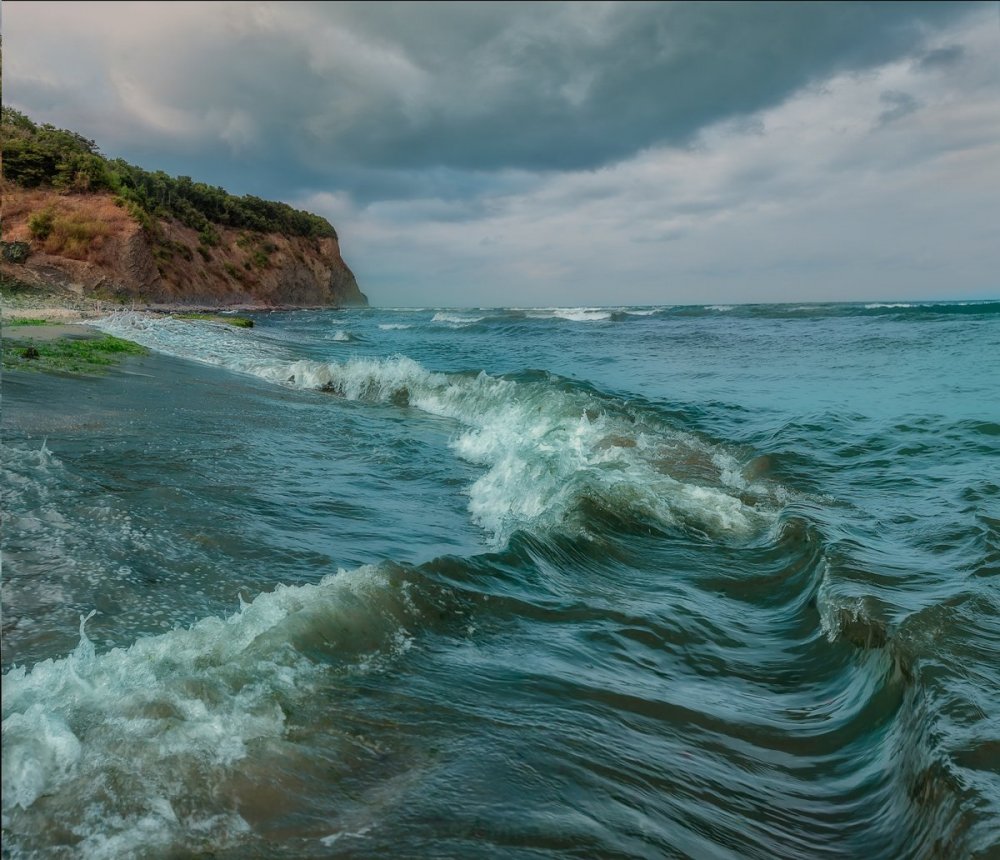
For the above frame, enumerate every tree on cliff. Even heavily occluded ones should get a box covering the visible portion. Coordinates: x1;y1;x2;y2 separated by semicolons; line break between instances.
1;107;336;240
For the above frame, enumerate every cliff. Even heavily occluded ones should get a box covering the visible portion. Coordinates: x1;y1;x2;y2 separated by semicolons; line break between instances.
1;182;367;307
0;108;367;308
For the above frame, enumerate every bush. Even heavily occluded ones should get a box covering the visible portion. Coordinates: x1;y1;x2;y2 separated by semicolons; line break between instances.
1;242;32;263
27;209;55;241
29;211;111;259
198;226;220;247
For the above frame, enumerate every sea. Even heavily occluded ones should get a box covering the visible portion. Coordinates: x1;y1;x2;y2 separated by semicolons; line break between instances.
2;300;998;859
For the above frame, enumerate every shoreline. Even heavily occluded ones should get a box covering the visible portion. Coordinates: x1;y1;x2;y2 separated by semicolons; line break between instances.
1;293;364;325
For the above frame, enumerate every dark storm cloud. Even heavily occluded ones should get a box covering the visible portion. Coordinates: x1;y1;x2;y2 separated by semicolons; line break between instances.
2;1;980;201
271;1;975;171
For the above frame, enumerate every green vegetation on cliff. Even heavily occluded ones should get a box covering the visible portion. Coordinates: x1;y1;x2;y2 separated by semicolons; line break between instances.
2;107;335;239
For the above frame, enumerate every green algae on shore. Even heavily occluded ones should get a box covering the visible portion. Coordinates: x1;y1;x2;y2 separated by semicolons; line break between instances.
2;332;148;375
174;313;254;328
4;317;51;327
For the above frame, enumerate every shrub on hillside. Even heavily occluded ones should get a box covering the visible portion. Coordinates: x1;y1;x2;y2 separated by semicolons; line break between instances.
27;208;55;241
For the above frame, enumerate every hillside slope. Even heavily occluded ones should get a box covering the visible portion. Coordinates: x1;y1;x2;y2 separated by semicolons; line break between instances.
0;109;367;307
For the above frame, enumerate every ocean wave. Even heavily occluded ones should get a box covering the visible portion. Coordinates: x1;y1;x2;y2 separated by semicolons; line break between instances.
92;313;779;545
431;312;484;325
2;564;417;858
378;323;412;331
259;362;776;544
526;308;613;322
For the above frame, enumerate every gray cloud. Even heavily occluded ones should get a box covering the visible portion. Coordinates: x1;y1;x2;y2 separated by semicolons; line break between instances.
2;1;996;306
878;90;922;124
918;44;966;70
2;1;981;202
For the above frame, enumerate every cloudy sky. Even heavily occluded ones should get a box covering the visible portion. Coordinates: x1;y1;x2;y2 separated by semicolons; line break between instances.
4;1;998;306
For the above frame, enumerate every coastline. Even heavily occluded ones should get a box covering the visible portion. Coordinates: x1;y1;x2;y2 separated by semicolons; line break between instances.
0;290;262;373
1;296;326;325
0;286;359;328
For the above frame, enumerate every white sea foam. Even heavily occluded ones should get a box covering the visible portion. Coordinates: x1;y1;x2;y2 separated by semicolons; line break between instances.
378;323;412;330
431;312;484;325
706;305;734;312
2;441;177;657
864;303;914;309
526;307;613;322
331;330;353;342
92;312;777;545
269;358;773;543
2;564;414;857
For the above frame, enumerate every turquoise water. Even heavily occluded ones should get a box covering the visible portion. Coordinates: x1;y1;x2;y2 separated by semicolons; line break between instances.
2;301;998;858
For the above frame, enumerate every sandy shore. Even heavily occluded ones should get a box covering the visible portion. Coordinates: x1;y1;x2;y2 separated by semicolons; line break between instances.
2;306;98;323
3;322;101;341
2;299;327;324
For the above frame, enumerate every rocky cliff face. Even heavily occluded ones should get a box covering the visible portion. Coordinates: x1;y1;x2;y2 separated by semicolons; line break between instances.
0;184;367;307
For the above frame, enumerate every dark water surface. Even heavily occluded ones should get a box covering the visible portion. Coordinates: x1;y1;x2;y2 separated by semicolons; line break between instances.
3;301;998;858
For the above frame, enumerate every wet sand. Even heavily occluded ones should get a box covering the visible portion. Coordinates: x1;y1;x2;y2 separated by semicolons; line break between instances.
2;323;101;342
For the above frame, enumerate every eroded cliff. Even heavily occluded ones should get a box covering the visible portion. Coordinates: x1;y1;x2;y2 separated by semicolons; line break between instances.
1;183;367;307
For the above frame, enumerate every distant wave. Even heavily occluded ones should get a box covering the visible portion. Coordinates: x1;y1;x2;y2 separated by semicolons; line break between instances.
525;308;614;322
378;323;412;331
431;312;485;325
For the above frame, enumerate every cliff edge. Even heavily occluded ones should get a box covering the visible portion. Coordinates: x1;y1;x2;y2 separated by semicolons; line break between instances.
1;183;367;307
0;108;367;308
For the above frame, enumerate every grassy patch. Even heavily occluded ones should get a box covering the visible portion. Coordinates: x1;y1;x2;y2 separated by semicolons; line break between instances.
4;317;50;326
174;313;253;328
2;334;148;375
28;208;111;259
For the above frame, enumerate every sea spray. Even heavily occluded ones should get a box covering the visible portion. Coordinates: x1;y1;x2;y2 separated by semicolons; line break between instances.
2;564;422;856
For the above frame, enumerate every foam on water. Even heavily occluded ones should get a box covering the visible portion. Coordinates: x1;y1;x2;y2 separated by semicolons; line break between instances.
431;312;484;325
92;313;777;545
2;564;415;857
1;441;171;657
378;323;412;330
526;307;613;322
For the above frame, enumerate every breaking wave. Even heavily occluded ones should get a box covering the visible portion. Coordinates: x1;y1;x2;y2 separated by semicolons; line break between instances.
93;313;780;546
2;564;425;858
